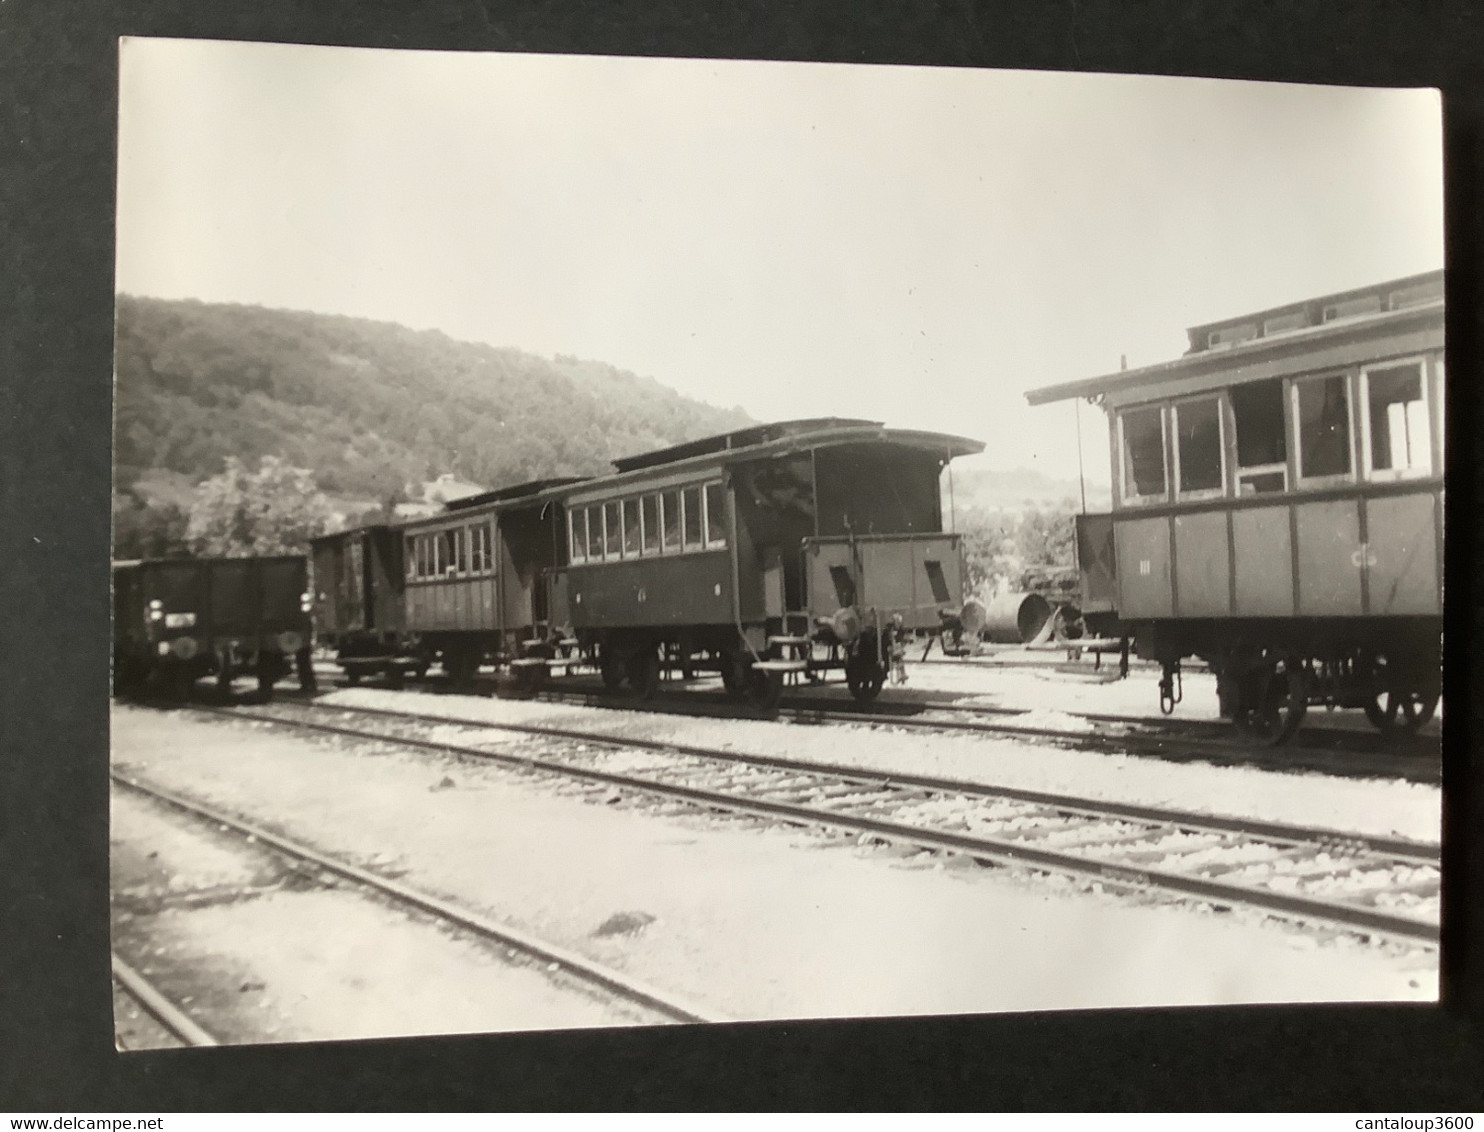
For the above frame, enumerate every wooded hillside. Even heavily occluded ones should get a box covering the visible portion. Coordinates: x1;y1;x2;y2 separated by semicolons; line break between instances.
114;295;754;504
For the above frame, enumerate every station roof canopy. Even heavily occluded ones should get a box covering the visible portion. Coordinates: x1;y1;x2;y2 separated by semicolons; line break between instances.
611;417;983;474
1024;269;1444;408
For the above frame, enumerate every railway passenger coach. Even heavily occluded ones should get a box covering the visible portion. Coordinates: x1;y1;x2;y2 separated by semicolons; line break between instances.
1026;271;1444;743
547;418;984;705
311;477;581;687
310;419;984;706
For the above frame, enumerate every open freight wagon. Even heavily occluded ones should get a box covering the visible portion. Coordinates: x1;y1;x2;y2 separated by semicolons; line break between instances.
113;555;315;700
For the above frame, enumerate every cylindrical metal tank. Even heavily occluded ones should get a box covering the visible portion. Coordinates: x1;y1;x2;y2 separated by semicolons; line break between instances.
982;591;1054;644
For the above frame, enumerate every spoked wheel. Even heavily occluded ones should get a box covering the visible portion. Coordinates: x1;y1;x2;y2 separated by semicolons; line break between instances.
845;651;887;704
1229;652;1308;746
600;649;626;692
1361;652;1439;734
624;648;661;701
747;668;783;712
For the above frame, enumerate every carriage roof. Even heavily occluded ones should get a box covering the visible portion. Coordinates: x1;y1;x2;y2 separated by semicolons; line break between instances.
610;417;983;475
1024;269;1444;409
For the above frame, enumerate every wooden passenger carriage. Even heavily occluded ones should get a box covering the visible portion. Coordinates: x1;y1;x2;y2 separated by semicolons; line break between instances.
310;478;580;686
1026;270;1444;743
310;419;984;706
548;418;983;705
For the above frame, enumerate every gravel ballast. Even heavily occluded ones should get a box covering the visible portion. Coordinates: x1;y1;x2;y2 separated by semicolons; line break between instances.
111;702;1437;1043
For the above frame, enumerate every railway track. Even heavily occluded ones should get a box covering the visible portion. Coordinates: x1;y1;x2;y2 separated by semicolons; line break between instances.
111;771;725;1028
451;676;1438;784
212;699;1441;947
111;953;220;1049
307;661;1442;778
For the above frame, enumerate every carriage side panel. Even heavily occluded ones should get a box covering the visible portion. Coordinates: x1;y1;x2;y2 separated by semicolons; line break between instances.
1365;491;1439;614
1172;511;1231;617
1231;506;1294;616
1114;516;1173;619
566;552;733;629
1294;499;1363;615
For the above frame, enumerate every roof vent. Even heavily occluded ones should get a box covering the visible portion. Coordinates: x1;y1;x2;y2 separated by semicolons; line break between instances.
1388;278;1444;310
1322;295;1383;322
1207;323;1257;350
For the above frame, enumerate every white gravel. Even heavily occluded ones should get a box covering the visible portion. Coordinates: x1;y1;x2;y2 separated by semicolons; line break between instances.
315;675;1441;846
111;702;1437;1043
112;783;659;1046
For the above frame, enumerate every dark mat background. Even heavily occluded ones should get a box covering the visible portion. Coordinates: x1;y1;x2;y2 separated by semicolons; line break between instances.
2;0;1481;1111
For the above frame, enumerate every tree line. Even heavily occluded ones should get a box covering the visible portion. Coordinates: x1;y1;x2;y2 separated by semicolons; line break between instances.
112;295;752;557
956;502;1079;600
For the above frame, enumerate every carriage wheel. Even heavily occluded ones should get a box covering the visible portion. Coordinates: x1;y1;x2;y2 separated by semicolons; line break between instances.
719;648;753;697
168;664;195;703
845;652;887;704
721;661;744;696
445;649;478;691
747;668;783;712
625;648;661;701
216;652;235;696
1230;652;1308;746
600;649;625;692
1362;652;1438;734
296;648;318;694
520;664;549;694
256;661;278;704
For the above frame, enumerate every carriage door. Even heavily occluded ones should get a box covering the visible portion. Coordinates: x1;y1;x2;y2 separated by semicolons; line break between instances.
310;540;341;637
344;537;366;630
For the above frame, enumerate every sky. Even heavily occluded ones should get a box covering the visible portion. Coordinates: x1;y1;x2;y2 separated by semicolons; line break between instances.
115;39;1444;484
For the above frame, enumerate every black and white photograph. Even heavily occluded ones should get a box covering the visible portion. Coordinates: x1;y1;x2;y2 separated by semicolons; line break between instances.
108;38;1445;1052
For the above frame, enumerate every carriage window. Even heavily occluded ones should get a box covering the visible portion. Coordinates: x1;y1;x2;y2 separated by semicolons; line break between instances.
682;486;704;550
1364;363;1430;477
704;482;727;547
603;501;622;559
622;498;641;557
641;494;660;555
591;506;606;559
661;489;682;552
1232;378;1288;494
469;525;486;573
570;509;588;563
444;529;465;575
1295;375;1352;481
1120;406;1167;502
1174;397;1223;496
